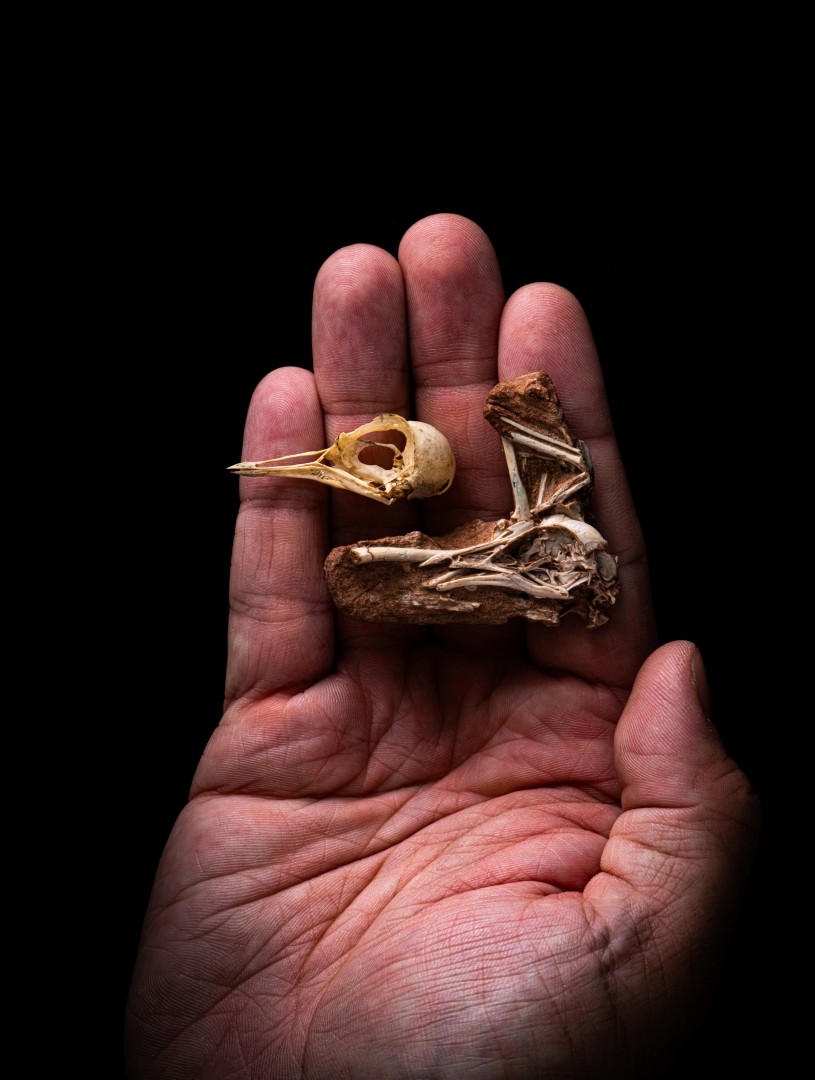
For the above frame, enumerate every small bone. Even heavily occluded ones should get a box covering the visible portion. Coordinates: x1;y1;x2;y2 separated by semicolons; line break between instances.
502;438;530;519
348;513;604;568
500;416;586;468
435;572;576;599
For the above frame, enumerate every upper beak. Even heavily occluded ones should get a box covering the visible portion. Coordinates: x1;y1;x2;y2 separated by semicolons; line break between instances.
227;450;323;476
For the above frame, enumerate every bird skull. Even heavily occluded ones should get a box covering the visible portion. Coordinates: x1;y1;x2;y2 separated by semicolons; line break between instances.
228;413;456;505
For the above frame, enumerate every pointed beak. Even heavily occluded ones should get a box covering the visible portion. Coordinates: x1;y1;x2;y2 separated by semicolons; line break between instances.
226;449;324;476
227;461;272;476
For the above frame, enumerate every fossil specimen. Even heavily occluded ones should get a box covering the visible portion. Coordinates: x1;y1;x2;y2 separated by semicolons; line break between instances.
323;372;620;627
228;414;456;504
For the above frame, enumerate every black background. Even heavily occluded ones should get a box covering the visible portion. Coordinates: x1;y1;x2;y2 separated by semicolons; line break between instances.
115;194;777;1076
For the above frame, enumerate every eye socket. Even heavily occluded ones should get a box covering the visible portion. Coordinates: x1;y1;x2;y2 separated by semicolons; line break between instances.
356;429;407;471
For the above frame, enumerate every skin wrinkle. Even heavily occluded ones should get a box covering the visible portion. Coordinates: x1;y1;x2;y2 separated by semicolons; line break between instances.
238;786;434;878
227;629;334;706
296;856;528;1070
294;865;394;975
236;488;325;515
225;647;629;803
576;897;648;1056
191;785;608;926
200;695;621;933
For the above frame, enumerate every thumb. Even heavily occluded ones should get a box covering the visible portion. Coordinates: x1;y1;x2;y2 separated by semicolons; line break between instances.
616;638;757;816
585;640;761;1061
600;637;760;909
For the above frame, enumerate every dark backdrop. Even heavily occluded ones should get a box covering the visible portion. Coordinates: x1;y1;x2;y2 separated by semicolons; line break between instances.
117;200;774;1076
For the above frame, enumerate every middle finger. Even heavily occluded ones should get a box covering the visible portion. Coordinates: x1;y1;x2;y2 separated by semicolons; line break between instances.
398;213;509;536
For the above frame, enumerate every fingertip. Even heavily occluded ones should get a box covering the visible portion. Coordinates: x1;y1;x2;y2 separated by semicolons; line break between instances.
397;212;493;261
615;640;725;810
498;283;609;437
238;366;325;494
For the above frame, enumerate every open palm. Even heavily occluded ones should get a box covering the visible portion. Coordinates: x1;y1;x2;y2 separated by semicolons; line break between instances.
125;215;760;1079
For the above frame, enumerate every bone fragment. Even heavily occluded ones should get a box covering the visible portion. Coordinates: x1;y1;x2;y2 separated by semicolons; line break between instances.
324;373;620;628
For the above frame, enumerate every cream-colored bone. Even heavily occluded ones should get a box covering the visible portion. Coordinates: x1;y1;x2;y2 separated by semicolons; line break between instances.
228;414;455;505
348;513;609;603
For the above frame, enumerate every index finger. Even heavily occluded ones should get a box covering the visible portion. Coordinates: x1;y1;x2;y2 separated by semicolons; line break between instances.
225;366;333;705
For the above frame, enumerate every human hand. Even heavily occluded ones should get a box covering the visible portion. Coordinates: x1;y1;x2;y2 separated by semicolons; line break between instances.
125;214;760;1079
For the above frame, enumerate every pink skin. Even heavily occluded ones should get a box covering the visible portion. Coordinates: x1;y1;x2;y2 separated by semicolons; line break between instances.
125;215;760;1080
